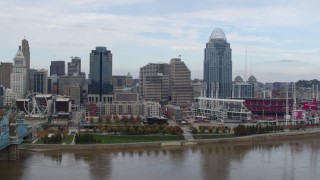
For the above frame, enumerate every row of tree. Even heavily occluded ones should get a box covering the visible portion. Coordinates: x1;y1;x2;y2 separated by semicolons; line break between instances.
190;126;231;134
75;132;100;144
233;125;284;136
37;128;68;143
95;124;183;135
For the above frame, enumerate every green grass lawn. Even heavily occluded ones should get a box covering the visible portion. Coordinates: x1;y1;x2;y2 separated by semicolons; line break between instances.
93;134;185;144
62;135;74;144
193;134;234;139
22;140;34;144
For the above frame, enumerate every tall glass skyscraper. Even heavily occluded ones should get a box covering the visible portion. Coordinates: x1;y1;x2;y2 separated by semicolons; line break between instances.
203;28;232;98
88;46;113;103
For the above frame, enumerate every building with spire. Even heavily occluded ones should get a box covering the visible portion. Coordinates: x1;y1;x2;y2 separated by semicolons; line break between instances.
10;46;27;99
22;38;30;91
203;28;232;98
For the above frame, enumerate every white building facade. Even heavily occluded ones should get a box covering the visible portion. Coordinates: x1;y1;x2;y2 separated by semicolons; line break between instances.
10;46;27;99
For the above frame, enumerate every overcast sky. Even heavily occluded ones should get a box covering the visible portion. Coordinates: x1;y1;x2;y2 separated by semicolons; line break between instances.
0;0;319;82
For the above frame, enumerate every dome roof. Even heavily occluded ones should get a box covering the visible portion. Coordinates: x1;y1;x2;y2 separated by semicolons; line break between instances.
126;72;132;78
209;28;227;42
234;76;243;82
248;75;257;82
15;46;24;58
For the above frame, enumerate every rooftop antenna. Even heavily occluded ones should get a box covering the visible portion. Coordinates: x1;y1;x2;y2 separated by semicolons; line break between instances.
250;57;253;76
244;47;247;80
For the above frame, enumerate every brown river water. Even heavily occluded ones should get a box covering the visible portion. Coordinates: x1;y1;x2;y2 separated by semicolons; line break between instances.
1;137;320;180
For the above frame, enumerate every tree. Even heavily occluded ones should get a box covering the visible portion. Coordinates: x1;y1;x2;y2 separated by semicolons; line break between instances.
89;116;94;124
113;126;119;134
145;127;152;134
122;115;129;123
98;116;103;124
106;125;113;133
136;115;142;123
121;126;127;134
62;128;68;139
129;114;135;122
191;127;198;134
106;114;112;124
137;126;144;135
98;123;103;132
53;130;62;143
114;114;120;124
208;126;213;133
128;127;136;135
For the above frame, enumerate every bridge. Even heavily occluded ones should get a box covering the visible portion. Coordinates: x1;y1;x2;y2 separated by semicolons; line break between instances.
0;108;30;160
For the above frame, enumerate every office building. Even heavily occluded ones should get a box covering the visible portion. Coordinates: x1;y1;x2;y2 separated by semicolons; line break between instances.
88;46;113;103
50;61;65;76
139;63;169;100
3;89;16;107
58;75;84;96
10;46;27;99
68;57;81;76
143;101;161;117
232;76;254;98
203;28;232;98
48;74;58;94
30;69;48;94
63;84;81;106
22;38;30;91
169;58;194;105
0;62;13;88
112;73;133;91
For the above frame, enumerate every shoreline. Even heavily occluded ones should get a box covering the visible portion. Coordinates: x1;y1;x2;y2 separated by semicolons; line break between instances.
20;128;320;151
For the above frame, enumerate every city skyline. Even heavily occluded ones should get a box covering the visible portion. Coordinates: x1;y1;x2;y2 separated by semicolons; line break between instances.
0;0;319;82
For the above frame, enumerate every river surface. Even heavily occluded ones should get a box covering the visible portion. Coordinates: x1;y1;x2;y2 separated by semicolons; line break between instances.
1;137;320;180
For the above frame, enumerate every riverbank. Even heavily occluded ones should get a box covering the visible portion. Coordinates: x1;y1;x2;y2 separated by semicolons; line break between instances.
20;128;320;151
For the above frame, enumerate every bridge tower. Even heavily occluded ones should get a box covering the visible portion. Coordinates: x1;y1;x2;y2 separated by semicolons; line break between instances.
0;108;23;160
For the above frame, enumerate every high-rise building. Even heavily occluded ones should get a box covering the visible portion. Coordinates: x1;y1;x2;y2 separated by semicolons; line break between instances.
203;28;232;98
63;84;81;106
22;38;30;91
3;89;16;107
48;74;58;95
30;69;48;94
139;63;169;100
50;61;65;76
143;74;169;101
232;76;254;98
68;57;81;76
169;58;194;105
10;46;27;99
88;46;113;103
0;62;13;88
112;73;133;92
58;75;84;95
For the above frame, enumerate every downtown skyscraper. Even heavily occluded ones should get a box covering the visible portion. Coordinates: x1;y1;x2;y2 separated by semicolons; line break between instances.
203;28;232;98
22;38;30;91
88;46;113;103
10;46;27;99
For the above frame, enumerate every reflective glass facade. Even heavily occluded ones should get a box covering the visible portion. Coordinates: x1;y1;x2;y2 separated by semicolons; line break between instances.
203;29;232;98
